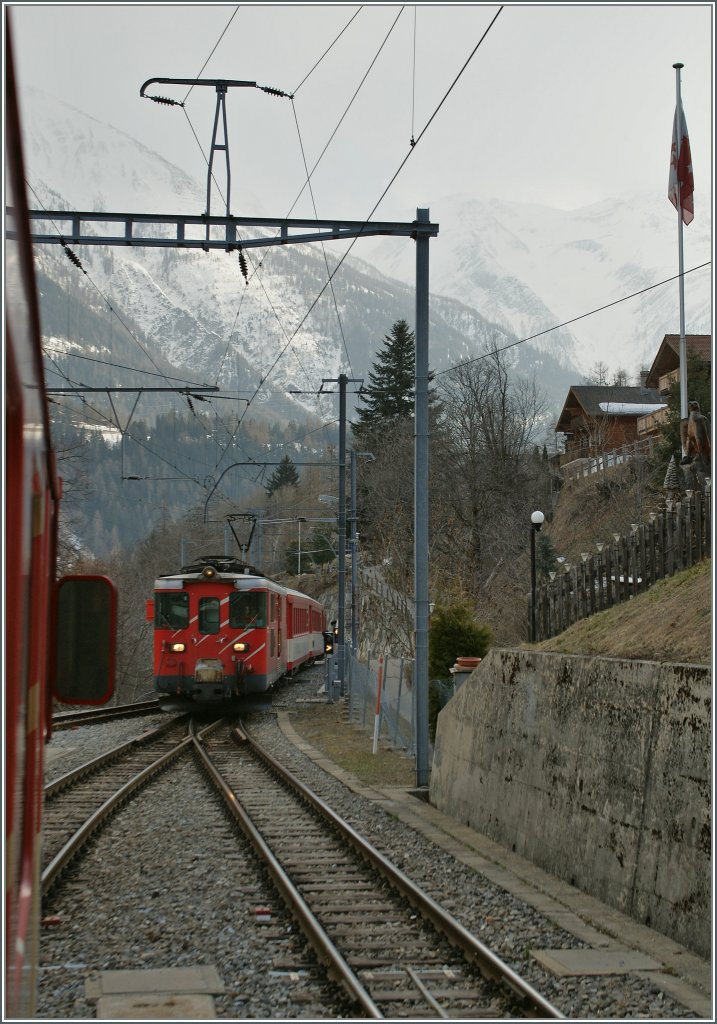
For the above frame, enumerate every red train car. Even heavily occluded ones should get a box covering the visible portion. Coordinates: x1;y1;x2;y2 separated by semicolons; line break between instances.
4;16;116;1017
148;555;327;704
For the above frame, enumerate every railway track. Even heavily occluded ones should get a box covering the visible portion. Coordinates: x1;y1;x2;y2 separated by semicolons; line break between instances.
42;715;219;893
42;711;561;1016
51;698;161;729
195;720;563;1019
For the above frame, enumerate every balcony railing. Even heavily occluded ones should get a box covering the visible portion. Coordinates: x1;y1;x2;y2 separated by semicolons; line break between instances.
560;437;657;482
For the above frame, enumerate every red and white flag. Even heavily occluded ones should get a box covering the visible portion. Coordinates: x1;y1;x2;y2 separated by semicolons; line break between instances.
668;101;694;225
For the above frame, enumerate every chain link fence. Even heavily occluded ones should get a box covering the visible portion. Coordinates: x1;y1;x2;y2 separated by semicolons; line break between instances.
344;649;415;753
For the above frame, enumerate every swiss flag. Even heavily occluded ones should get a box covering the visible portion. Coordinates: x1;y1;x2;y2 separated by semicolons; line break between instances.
668;101;694;225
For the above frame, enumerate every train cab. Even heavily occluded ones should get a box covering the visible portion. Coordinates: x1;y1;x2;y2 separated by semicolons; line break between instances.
148;556;326;705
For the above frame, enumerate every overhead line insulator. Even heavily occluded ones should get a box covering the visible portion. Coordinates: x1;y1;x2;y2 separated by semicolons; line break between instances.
259;85;292;99
238;248;248;281
145;94;184;107
61;243;85;272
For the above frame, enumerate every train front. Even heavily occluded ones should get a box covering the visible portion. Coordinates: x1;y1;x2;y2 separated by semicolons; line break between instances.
148;560;275;705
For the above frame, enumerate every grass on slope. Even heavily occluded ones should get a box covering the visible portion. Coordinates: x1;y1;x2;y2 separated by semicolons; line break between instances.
528;559;712;665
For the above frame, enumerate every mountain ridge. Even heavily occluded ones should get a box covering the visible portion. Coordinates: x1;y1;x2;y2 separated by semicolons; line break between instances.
21;87;711;425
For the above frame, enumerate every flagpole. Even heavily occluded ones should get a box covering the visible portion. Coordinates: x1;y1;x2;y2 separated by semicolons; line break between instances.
673;62;688;448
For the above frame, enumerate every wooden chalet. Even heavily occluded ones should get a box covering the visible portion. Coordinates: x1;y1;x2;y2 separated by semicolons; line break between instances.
555;385;665;466
638;334;712;437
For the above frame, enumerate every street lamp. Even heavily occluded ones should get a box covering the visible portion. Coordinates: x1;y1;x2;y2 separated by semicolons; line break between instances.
530;510;545;642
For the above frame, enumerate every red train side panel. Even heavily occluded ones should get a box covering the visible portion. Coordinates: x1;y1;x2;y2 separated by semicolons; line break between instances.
5;17;116;1016
5;25;60;1013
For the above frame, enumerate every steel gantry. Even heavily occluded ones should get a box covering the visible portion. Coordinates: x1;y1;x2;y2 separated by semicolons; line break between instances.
20;202;438;788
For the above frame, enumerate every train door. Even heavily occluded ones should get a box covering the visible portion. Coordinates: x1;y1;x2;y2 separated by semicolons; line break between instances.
277;593;284;668
267;591;278;677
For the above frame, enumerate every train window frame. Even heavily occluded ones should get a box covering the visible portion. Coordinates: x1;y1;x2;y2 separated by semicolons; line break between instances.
52;575;116;704
155;590;189;630
198;596;221;635
229;591;265;628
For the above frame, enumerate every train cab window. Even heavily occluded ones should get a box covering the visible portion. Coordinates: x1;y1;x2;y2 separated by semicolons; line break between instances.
155;591;189;629
230;592;266;628
198;597;221;634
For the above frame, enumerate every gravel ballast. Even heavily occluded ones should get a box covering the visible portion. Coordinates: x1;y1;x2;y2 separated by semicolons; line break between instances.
37;673;706;1019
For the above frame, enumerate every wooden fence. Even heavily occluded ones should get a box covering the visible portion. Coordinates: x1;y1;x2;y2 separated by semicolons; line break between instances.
530;487;712;642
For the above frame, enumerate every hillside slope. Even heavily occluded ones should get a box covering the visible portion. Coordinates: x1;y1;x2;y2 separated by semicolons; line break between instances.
529;559;711;665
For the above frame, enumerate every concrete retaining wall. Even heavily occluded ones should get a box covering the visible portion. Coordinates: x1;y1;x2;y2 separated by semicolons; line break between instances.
429;649;711;957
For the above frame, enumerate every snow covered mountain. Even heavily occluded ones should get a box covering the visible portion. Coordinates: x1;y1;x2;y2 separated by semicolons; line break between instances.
364;193;712;377
19;87;712;426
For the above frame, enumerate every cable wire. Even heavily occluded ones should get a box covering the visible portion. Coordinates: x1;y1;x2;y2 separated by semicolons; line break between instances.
182;7;241;104
435;261;712;376
292;6;364;95
232;7;504;406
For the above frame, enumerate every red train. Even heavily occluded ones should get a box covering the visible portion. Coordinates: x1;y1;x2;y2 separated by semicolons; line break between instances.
148;555;328;705
5;15;116;1018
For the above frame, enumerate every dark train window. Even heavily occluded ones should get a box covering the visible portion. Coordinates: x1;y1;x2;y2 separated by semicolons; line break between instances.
230;592;266;628
199;597;220;634
155;591;189;629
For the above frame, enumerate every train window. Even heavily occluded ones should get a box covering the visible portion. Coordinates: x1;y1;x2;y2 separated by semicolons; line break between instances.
230;592;266;628
53;576;116;704
198;597;220;634
155;592;189;629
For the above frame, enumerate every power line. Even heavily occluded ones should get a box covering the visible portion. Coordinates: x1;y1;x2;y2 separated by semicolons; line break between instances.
292;6;364;95
183;7;241;104
43;346;216;387
238;6;504;402
435;261;712;377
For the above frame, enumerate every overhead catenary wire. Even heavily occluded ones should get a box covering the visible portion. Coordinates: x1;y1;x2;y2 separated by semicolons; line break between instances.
410;6;417;146
30;221;243;482
182;6;241;104
27;182;195;396
291;6;364;96
224;6;504;415
209;4;405;445
139;6;403;472
43;346;220;388
289;100;354;379
283;7;405;221
27;45;338;497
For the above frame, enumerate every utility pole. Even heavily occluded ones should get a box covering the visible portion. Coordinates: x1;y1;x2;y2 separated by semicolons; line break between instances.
338;375;346;694
320;375;361;695
414;208;431;789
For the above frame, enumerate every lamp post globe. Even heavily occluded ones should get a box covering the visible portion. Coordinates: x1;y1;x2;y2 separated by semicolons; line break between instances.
530;510;544;642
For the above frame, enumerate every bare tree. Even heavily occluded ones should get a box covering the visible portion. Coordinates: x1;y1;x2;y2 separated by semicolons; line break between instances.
583;360;611;385
434;349;549;585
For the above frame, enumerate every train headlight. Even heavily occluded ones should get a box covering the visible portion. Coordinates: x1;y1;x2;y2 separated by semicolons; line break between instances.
170;642;186;653
202;566;217;579
233;641;250;653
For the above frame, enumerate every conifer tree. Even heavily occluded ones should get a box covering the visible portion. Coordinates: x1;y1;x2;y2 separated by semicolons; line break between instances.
264;454;300;497
352;319;437;444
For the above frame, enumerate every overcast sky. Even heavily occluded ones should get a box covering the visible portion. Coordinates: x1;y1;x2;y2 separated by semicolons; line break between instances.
9;2;714;225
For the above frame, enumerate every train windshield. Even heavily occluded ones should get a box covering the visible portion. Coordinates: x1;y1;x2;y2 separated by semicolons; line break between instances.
155;591;189;629
198;597;221;634
230;591;266;628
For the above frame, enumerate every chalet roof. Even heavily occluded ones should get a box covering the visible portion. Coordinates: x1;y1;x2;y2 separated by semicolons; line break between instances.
555;385;663;433
644;334;712;388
